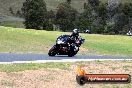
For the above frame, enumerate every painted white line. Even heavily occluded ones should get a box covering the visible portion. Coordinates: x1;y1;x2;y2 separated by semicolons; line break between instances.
0;59;131;64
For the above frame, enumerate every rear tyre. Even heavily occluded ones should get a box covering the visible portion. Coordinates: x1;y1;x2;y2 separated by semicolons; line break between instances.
48;45;57;56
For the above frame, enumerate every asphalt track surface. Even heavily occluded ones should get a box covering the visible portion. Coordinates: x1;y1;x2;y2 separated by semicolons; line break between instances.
0;53;131;63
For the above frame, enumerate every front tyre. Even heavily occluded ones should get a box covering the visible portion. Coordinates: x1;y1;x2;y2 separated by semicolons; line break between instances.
68;45;75;57
74;47;79;55
68;53;75;57
48;45;57;56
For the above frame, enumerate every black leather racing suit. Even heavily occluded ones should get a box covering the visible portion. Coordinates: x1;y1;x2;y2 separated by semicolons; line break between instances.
69;32;79;43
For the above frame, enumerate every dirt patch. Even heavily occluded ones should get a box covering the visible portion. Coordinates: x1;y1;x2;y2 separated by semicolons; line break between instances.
0;61;131;88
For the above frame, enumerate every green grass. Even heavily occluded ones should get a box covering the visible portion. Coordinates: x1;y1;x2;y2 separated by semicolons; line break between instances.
0;26;132;56
0;60;131;72
82;34;132;56
0;26;67;53
0;62;71;72
0;21;24;28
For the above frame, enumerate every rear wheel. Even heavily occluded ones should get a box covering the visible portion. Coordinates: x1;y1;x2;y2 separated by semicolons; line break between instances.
48;45;57;56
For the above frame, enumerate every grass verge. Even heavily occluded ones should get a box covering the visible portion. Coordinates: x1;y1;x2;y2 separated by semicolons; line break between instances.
0;26;132;56
0;60;131;72
0;21;24;28
0;61;131;88
0;62;72;73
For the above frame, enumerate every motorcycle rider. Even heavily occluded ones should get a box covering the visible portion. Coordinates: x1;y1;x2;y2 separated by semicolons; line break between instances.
69;28;80;51
70;28;80;41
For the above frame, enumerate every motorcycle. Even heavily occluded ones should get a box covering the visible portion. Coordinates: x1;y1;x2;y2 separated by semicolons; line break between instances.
48;35;85;57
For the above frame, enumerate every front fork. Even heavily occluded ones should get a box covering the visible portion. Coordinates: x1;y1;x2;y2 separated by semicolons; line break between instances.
71;43;79;52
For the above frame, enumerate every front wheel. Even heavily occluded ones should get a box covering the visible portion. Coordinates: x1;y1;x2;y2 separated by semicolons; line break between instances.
68;46;75;57
74;47;79;55
48;45;57;56
68;53;75;57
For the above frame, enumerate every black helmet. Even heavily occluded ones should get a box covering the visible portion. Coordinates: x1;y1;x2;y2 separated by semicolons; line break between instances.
73;29;79;35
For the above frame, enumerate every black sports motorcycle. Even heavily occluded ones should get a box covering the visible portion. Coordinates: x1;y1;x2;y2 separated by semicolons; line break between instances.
48;35;85;57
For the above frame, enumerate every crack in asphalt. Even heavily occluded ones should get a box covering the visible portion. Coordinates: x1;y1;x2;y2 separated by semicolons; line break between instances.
0;53;131;62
